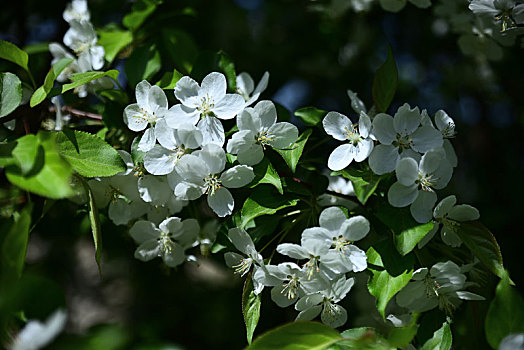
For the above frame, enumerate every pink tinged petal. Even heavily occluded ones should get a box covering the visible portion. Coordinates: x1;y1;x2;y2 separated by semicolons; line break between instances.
393;103;421;134
323;111;352;141
396;157;419;186
328;144;355;171
319;207;347;233
174;76;200;107
220;165;255;188
276;243;309;259
124;104;148;131
354;138;373;162
212;94;245;120
411;125;443;153
200;72;227;102
433;195;457;218
388;182;419;207
165;104;199;129
159;217;183;234
372;113;395;144
207;187;234;217
134;240;162;262
358;112;372;138
135;80;151;108
255;100;277;129
296;305;323;322
198;143;226;174
148;85;168;112
342;216;370;241
368;144;400;175
197;116;225;146
448;205;480;221
410;190;437;223
237;143;264;166
144;145;176;175
137;127;156;152
237;108;261;132
268;122;299;149
130;221;160;243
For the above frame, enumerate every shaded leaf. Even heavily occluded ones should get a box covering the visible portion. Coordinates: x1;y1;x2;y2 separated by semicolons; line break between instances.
251;158;283;194
332;166;387;205
420;321;452;350
79;177;103;276
243;276;261;344
295;106;327;127
240;185;298;228
123;0;161;31
0;72;23;117
275;129;312;173
97;29;133;63
0;40;29;72
125;45;161;87
156;69;184;89
30;58;74;107
372;46;398;113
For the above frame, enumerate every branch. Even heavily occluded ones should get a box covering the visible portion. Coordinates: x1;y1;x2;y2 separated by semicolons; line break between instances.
49;106;103;120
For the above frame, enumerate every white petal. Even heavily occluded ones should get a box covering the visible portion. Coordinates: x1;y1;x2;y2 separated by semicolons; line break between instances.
176;154;208;182
372;113;395;144
228;227;255;255
224;251;244;268
175;181;204;200
237;108;261;133
159;217;183;234
154;118;178;150
448;205;480;221
130;220;160;243
419;150;443;175
137;127;156;151
207;187;234;217
433;195;456;218
271;284;298;308
237;143;264;166
175;124;203;149
347;245;367;272
162;243;186;267
174;76;200;107
138;175;172;206
354;139;373;162
89;45;105;70
358;112;372;138
393;103;421;134
134;240;161;262
328;144;355;171
342;216;370;241
255;100;278;130
433;160;453;190
165;104;199;128
434;110;455;135
135;80;151;108
296;305;323;321
368;144;400;175
441;227;462;247
200;72;227;103
220;165;255;188
144;145;176;175
197;143;226;174
410;190;437;223
236;72;255;95
319;207;347;233
124;104;148;131
396;157;419;186
388;182;419;207
197;116;225;146
269;122;299;149
443;139;458;167
323;111;352;141
411;125;443;153
277;243;309;259
212;94;245;120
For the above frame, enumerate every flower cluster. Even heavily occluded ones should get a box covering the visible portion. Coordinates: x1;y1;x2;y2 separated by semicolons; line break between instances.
469;0;524;32
49;0;110;97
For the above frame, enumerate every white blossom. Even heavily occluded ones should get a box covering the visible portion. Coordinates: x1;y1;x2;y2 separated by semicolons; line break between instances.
236;71;269;107
10;310;67;350
63;20;104;70
63;0;90;23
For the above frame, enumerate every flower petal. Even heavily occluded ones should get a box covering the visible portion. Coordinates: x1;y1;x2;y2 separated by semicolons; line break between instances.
448;205;480;221
124;104;148;131
148;85;168;112
410;190;437;223
433;195;456;218
323;111;352;141
328;144;355;171
207;187;234;217
174;76;200;107
200;72;227;103
255;100;278;130
276;243;309;259
143;145;176;175
228;227;255;254
213;94;245;120
372;113;395;144
393;103;421;134
321;304;347;328
358;111;372;138
368;144;399;175
388;182;419;207
269;122;299;149
220;165;255;188
135;80;151;108
134;240;161;262
197;116;225;146
165;104;199;128
354;138;373;162
197;143;226;174
137;127;156;151
130;221;160;243
154;118;177;150
396;157;419;186
411;125;443;153
342;215;370;241
237;143;264;166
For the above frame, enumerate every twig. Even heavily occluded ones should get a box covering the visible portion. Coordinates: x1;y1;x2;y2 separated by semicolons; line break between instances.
49;106;103;120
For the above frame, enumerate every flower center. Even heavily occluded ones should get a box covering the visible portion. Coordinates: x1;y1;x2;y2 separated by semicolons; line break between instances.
197;94;215;117
343;124;361;146
417;173;438;192
204;174;222;196
495;10;516;32
281;275;300;300
333;236;351;253
424;276;441;297
256;129;275;149
441;122;456;138
303;256;320;279
132;107;156;125
168;147;186;165
394;132;413;151
157;231;175;255
233;257;253;277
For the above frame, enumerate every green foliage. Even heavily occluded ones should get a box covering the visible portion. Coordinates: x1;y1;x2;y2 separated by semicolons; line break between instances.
79;177;103;276
242;276;261;344
0;204;32;287
0;40;30;73
366;241;414;318
372;46;398;113
387;313;419;348
50;70;119;96
163;29;198;76
247;322;342;350
11;134;40;174
332;166;387;205
191;51;236;90
123;0;161;31
455;222;505;279
30;58;74;107
373;202;434;255
420;321;452;350
0;72;22;117
126;45;161;87
97;29;133;63
485;273;524;348
251;158;283;194
336;327;393;349
156;69;183;89
55;130;126;177
5;132;74;199
240;185;299;228
275;129;312;173
295;106;327;127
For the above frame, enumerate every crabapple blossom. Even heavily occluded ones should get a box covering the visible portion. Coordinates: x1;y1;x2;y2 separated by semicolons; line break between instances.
236;71;269;107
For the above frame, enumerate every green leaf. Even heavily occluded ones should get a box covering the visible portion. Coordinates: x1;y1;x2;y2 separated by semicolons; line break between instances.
485;273;524;348
123;0;161;31
332;166;387;205
379;0;407;12
251;158;283;194
372;46;398;113
387;313;419;348
30;58;74;107
420;321;452;350
240;185;299;228
0;72;23;118
247;322;342;350
12;134;40;174
0;204;32;286
79;177;103;276
455;221;505;279
97;29;133;63
6;131;74;199
295;106;327;127
125;45;161;87
49;70;119;97
374;202;434;255
367;241;414;318
242;276;261;344
275;129;312;173
408;0;431;8
55;130;126;177
0;40;29;72
0;142;16;167
190;51;236;90
156;69;184;89
336;327;394;349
